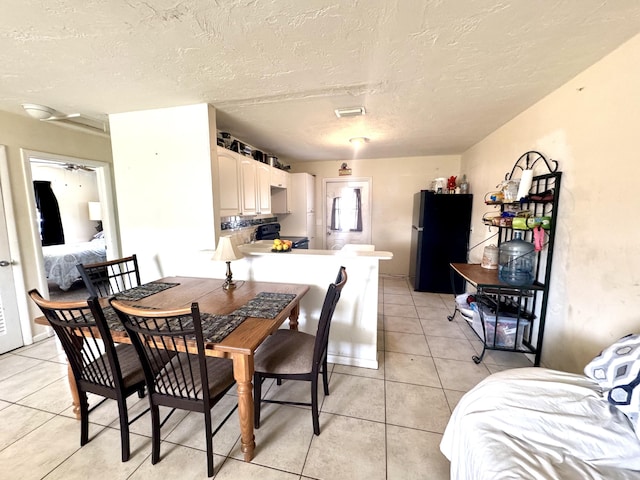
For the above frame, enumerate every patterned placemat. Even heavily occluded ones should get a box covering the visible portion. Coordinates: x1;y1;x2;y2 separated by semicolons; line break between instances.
162;313;247;344
100;304;161;332
114;282;180;301
231;292;296;319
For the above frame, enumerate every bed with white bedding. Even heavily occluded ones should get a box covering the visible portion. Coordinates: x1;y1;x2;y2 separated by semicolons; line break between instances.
43;238;106;290
440;367;640;480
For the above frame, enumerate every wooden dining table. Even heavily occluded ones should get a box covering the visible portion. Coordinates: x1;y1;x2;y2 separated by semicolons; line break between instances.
34;276;310;462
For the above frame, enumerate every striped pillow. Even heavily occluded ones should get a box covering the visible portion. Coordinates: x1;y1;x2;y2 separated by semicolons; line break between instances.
584;334;640;432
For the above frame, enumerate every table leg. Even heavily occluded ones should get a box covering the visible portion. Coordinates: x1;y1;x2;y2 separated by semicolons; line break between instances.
288;301;300;331
232;353;256;461
67;362;81;419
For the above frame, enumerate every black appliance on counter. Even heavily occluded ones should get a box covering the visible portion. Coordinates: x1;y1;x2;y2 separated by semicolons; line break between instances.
409;191;473;293
255;223;309;249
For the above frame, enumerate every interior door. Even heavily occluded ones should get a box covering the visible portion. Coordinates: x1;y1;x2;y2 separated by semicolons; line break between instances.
324;178;371;250
0;146;23;353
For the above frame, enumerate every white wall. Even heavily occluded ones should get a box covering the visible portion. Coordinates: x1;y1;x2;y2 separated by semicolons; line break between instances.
461;33;640;373
287;155;461;275
109;104;219;281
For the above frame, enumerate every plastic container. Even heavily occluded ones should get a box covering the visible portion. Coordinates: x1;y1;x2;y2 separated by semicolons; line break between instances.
481;245;498;269
498;231;536;286
472;305;530;349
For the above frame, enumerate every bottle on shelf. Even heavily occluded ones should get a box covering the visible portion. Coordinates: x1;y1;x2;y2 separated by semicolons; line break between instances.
498;231;536;286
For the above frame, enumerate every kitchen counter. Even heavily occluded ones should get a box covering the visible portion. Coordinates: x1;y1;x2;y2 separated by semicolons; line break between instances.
157;241;393;369
238;240;393;259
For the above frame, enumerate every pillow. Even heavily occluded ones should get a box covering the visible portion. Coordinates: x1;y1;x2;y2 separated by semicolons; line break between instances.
584;333;640;432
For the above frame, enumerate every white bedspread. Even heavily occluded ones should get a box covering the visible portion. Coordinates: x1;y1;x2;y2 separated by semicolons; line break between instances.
43;239;106;290
440;368;640;480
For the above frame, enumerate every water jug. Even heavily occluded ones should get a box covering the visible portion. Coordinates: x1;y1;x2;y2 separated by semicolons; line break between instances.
498;231;536;286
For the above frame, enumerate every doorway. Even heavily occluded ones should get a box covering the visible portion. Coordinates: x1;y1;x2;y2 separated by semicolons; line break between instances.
22;150;119;301
0;146;27;353
323;178;372;250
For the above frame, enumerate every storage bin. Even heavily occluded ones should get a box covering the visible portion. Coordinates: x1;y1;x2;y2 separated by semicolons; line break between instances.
471;305;530;349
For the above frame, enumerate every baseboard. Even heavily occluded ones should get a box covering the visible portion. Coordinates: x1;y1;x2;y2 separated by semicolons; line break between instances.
327;352;379;370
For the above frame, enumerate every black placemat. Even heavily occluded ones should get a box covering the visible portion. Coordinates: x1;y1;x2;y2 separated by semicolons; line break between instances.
231;292;296;319
114;282;180;301
164;313;248;344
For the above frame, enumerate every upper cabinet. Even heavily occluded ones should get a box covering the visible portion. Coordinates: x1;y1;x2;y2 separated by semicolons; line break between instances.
239;157;258;215
217;147;241;217
217;144;288;217
256;162;271;215
270;167;289;188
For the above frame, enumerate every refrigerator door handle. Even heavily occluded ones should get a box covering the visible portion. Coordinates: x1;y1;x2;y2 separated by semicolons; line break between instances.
412;225;424;232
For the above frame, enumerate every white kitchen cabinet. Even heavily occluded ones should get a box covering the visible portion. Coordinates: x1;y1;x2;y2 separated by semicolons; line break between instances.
307;212;317;248
270;166;289;188
270;165;290;214
216;147;241;216
279;172;316;244
256;162;271;214
234;154;273;216
239;157;258;215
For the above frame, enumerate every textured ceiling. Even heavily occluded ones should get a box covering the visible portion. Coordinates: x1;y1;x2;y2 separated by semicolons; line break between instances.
1;1;639;161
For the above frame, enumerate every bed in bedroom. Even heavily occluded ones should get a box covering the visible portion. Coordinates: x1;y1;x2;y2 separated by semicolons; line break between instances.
43;237;106;290
441;334;640;480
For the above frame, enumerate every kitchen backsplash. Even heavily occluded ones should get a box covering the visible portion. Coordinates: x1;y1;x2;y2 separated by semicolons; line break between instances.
220;215;278;231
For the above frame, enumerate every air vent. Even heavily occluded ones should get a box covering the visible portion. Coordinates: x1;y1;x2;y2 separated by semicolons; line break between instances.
334;107;366;118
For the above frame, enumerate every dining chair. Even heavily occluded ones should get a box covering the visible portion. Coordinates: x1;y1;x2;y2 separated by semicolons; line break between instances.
109;299;236;477
28;290;148;462
253;266;347;435
77;254;141;297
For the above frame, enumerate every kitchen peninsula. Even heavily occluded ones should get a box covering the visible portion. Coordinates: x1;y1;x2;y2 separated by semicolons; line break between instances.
158;242;393;369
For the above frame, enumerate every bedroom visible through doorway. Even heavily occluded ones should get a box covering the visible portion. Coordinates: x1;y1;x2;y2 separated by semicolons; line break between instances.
23;151;118;303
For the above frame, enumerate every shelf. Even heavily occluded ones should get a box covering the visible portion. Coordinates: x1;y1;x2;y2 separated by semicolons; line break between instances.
451;155;561;367
450;263;545;291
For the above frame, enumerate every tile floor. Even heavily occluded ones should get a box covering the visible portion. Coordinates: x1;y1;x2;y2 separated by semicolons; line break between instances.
0;275;532;479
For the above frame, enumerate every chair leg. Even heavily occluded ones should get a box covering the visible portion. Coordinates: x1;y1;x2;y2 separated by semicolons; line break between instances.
116;396;131;462
150;404;161;465
311;377;320;435
253;372;262;429
322;357;330;396
79;391;89;446
204;409;214;477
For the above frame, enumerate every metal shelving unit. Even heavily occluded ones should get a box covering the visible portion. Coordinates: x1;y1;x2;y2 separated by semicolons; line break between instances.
450;151;561;366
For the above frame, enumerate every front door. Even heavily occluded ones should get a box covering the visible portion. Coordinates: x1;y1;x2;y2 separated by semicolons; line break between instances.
0;146;23;353
324;178;372;250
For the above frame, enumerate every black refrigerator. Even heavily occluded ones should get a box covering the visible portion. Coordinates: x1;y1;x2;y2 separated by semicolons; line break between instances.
409;191;473;293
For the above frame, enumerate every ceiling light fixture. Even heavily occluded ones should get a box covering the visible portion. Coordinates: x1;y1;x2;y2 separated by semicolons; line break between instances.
335;107;366;118
349;137;370;146
21;103;108;135
22;103;56;120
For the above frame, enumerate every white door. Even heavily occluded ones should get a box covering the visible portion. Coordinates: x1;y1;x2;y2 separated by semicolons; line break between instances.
324;178;372;250
0;147;23;353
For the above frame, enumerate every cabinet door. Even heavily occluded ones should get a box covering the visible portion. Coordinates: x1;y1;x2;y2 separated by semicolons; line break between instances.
270;166;289;188
307;212;316;248
256;163;271;214
305;173;315;213
217;148;241;216
239;158;258;215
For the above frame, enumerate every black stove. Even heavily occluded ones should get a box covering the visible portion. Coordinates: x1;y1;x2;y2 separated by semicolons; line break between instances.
255;223;309;249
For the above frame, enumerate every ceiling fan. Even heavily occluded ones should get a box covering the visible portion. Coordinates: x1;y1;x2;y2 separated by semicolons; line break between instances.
21;103;108;135
63;163;94;172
